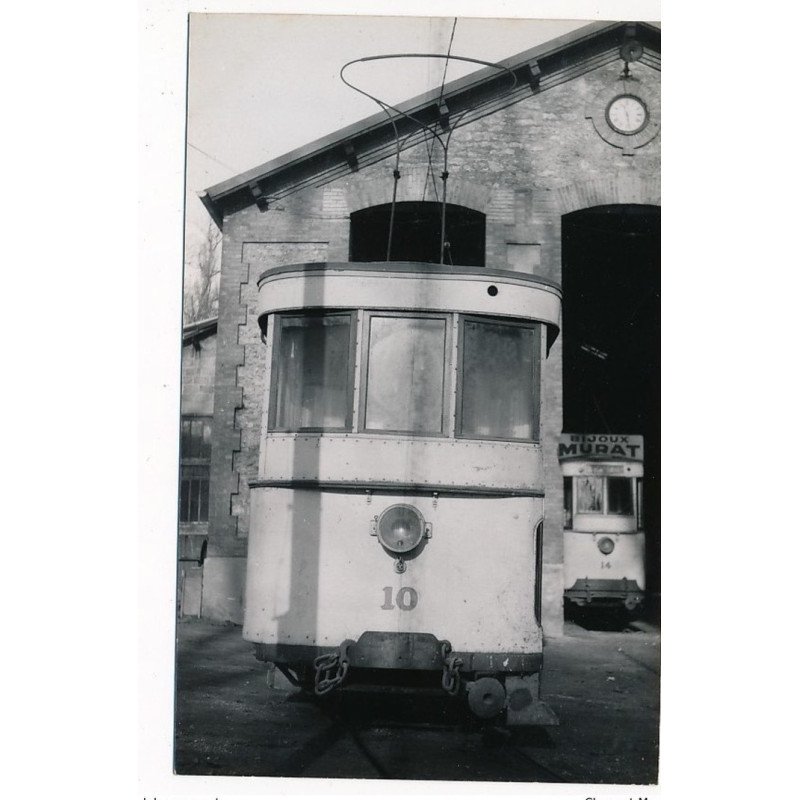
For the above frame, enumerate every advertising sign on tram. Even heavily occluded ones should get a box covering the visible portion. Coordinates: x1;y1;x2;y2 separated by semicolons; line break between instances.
558;433;644;462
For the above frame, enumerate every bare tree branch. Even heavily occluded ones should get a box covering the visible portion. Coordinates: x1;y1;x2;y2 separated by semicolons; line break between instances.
184;222;221;324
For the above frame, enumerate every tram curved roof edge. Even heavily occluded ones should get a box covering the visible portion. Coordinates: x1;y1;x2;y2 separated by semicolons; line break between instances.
256;261;562;294
200;20;660;226
254;260;563;352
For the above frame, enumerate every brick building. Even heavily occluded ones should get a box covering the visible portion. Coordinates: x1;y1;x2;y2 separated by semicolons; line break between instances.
195;21;660;635
178;317;217;616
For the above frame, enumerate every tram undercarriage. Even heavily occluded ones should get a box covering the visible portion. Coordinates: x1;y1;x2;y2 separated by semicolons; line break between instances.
256;631;557;726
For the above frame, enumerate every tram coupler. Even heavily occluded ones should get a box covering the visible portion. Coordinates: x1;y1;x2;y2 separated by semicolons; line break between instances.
347;631;447;671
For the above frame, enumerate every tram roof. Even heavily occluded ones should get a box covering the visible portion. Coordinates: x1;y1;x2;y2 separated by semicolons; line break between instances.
200;20;660;227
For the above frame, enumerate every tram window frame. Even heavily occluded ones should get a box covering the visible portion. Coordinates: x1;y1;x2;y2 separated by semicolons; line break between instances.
563;477;573;529
455;315;541;443
607;476;635;516
571;475;638;518
359;311;452;437
636;477;644;530
268;311;357;433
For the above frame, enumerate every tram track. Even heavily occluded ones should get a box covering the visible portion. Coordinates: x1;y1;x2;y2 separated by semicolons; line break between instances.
273;699;400;779
273;718;348;778
275;695;571;782
617;648;659;675
343;723;393;779
506;744;570;782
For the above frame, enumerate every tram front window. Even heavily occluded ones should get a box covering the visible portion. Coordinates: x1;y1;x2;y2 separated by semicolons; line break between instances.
363;315;447;434
459;319;539;440
576;476;603;513
271;313;353;430
608;477;634;515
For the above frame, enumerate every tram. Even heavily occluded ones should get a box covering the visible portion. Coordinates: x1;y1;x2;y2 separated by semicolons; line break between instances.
559;433;646;613
242;260;561;726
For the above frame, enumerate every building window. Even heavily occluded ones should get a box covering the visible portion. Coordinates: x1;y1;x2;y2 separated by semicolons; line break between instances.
350;202;486;266
269;313;355;431
179;417;212;523
362;314;449;435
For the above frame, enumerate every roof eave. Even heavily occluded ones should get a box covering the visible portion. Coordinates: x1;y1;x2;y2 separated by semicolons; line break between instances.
182;317;218;344
201;20;659;222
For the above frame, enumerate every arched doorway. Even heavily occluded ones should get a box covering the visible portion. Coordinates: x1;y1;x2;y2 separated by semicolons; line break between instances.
350;201;486;266
561;204;660;610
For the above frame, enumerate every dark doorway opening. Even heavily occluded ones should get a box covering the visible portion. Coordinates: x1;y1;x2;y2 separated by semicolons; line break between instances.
350;201;485;266
562;204;660;610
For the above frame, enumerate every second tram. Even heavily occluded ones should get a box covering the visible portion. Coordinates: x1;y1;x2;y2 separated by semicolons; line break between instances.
559;433;646;613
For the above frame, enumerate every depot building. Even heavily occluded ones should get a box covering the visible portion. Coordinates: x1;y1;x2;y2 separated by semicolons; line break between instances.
187;20;661;636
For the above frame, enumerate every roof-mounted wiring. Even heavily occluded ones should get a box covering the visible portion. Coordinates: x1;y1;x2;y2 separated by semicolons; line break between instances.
340;51;517;264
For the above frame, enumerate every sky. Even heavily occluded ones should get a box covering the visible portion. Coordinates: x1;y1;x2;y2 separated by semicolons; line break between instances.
183;13;627;270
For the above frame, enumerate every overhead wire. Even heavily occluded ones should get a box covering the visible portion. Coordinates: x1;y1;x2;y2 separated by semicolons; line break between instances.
437;18;458;108
339;51;516;264
385;17;458;228
437;18;458;265
187;142;240;174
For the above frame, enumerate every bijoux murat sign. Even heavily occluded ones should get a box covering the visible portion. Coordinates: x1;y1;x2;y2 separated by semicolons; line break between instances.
558;433;644;461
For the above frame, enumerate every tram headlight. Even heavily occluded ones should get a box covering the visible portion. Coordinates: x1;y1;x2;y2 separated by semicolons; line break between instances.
597;537;615;555
376;504;426;554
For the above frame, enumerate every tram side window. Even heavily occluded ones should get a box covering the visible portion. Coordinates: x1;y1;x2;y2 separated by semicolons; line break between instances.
563;478;573;529
459;319;539;440
607;477;634;515
271;313;353;431
363;315;448;434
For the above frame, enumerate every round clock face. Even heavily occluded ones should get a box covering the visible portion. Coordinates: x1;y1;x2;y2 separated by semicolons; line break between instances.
605;94;648;135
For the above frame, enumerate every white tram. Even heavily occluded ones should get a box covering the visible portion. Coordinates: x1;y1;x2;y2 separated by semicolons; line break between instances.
243;261;561;725
559;433;646;613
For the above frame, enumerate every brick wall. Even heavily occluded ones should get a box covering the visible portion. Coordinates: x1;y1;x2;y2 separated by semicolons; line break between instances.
181;335;216;416
205;58;660;631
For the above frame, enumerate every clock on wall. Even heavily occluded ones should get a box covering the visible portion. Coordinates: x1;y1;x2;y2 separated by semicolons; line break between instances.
605;94;649;136
586;76;659;155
